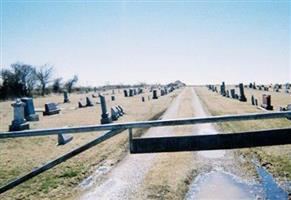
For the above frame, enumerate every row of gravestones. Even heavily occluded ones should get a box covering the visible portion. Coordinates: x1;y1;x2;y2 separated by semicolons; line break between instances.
249;82;290;93
123;88;143;97
208;82;248;102
9;94;125;144
99;95;125;124
207;83;276;111
9;98;70;145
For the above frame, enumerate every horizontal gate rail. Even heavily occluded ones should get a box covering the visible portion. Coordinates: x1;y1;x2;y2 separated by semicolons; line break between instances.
1;111;291;139
130;127;291;153
0;128;125;194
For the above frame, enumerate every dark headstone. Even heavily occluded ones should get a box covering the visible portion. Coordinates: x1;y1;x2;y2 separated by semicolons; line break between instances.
230;89;236;99
117;105;125;115
43;103;60;116
255;99;258;106
21;97;39;121
261;94;273;110
142;96;145;102
129;89;134;97
100;95;112;124
220;82;226;96
238;83;247;102
251;95;255;105
226;90;230;98
115;106;123;116
152;90;158;99
78;100;86;108
64;91;70;103
86;96;94;107
111;96;115;101
111;107;119;121
124;90;128;97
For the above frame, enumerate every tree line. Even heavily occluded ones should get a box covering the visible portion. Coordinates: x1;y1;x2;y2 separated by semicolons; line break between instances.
0;63;79;100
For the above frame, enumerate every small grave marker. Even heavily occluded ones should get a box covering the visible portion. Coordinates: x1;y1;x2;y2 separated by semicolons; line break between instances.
261;94;273;110
86;96;94;107
43;103;60;116
57;133;73;145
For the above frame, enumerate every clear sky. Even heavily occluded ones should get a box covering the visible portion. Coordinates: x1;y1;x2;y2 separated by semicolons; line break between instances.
1;1;290;86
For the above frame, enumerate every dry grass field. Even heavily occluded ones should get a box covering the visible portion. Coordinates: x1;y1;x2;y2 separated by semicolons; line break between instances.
0;88;180;200
195;86;291;189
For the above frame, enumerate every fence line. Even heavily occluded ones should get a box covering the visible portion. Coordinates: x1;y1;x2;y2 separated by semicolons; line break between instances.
1;111;291;139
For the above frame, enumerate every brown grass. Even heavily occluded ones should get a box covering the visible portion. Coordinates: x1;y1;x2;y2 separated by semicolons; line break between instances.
195;86;291;185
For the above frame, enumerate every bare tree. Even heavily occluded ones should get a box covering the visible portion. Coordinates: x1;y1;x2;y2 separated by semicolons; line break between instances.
11;63;37;96
65;75;78;93
36;64;54;96
52;77;63;93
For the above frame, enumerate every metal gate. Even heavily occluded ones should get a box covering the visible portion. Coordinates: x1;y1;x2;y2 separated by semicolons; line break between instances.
1;111;291;193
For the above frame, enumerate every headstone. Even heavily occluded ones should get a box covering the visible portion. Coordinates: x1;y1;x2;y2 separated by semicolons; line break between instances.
226;90;230;98
86;96;94;107
253;82;256;89
142;96;145;102
43;103;60;115
63;91;70;103
9;99;30;131
230;89;236;99
112;89;115;94
21;97;39;121
78;100;86;108
111;96;115;101
261;94;273;110
251;95;255;105
238;83;247;102
220;82;226;96
117;105;124;115
99;95;112;124
115;106;123;116
129;89;134;97
57;133;73;145
255;99;258;106
133;89;137;95
111;107;119;121
124;90;128;97
152;90;158;99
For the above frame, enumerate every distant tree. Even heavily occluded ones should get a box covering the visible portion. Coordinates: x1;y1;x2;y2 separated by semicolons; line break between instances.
52;77;63;93
35;64;54;96
65;75;78;93
8;63;37;96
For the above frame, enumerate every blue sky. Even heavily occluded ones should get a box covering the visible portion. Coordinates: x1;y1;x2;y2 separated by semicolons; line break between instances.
1;1;290;86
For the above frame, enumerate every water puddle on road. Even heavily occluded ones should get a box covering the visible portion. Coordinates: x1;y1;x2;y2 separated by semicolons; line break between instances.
185;164;289;200
185;168;263;200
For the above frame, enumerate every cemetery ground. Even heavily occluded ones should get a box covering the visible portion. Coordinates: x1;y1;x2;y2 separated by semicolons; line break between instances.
0;88;180;199
1;85;290;199
195;86;291;193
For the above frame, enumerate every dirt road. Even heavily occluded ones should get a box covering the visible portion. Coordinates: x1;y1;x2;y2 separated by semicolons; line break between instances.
79;87;283;200
79;88;186;199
